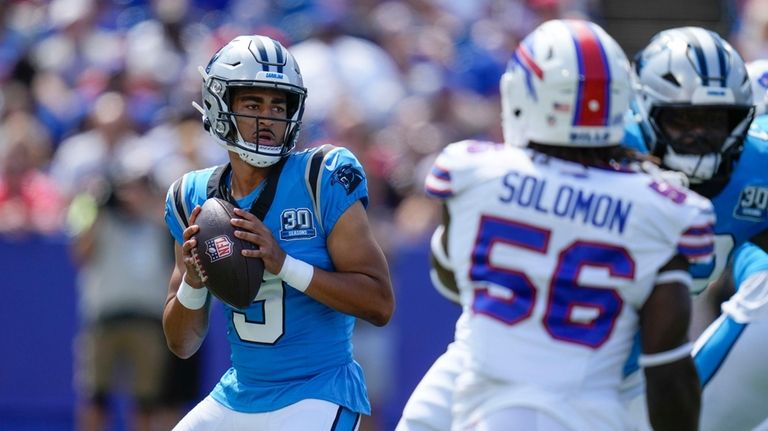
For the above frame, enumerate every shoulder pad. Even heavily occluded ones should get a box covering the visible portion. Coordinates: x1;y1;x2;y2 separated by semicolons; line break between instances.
425;140;504;199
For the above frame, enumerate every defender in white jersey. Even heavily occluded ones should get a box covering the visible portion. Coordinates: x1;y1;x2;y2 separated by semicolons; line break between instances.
162;35;394;431
397;20;714;431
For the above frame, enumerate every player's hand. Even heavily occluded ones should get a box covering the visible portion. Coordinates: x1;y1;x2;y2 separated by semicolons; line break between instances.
640;161;690;188
231;207;286;275
181;205;207;288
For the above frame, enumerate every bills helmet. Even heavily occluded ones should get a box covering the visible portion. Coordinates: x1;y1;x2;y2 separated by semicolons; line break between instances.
501;19;633;148
196;35;307;168
634;27;754;184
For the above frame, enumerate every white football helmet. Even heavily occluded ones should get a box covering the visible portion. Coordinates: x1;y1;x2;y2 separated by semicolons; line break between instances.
746;59;768;116
501;19;632;148
196;35;307;168
634;27;754;184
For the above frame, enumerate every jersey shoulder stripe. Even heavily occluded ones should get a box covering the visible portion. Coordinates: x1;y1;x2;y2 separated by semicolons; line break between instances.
164;166;219;244
425;163;453;198
425;140;507;200
676;192;716;264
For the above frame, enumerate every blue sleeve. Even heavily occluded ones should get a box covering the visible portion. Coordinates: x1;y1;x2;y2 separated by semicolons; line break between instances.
164;178;186;245
317;147;369;234
732;240;768;289
622;119;649;154
164;167;217;245
622;100;650;154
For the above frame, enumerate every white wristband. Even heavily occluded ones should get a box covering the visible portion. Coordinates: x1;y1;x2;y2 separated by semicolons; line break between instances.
176;277;208;310
639;342;693;368
655;270;693;289
278;255;314;292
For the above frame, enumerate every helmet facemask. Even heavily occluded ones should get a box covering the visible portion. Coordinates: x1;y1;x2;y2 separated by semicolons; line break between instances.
649;104;754;184
202;77;304;167
648;104;754;183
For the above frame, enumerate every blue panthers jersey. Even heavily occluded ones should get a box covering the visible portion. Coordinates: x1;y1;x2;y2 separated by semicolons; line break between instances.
164;145;371;414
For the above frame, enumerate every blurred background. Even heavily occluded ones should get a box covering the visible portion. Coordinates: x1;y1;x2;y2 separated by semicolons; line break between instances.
0;0;761;430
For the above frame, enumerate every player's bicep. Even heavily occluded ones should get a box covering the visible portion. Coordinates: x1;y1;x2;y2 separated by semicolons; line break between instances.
642;255;701;431
640;253;693;362
316;148;369;234
327;201;389;281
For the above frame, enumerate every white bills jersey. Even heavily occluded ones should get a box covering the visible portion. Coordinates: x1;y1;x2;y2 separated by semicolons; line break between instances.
425;141;714;412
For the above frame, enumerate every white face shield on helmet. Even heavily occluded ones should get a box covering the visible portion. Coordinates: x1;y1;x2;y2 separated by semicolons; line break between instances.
634;27;754;184
195;35;307;168
746;59;768;116
500;19;633;148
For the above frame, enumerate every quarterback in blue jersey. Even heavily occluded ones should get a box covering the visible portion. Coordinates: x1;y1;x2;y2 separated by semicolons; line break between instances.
622;27;768;431
162;35;394;431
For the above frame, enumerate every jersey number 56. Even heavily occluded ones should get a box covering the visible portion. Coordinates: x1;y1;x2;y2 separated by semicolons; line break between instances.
470;216;634;349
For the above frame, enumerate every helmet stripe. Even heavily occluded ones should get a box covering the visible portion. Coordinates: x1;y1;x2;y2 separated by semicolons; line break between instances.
251;38;270;71
681;28;709;86
567;20;611;127
511;40;541;101
708;31;728;87
272;39;284;73
515;44;543;79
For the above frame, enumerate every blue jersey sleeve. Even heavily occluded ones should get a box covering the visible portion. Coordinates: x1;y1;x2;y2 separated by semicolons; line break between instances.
316;147;369;234
164;177;187;245
622;117;649;153
164;167;217;245
732;240;768;289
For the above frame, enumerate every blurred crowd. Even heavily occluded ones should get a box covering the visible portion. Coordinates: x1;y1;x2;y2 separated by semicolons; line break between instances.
0;0;604;247
3;0;768;239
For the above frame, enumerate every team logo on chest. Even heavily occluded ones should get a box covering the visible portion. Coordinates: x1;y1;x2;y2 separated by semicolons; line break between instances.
280;208;317;240
734;185;768;221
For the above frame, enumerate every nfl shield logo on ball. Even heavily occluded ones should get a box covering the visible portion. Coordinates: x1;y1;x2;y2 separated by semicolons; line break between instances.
205;235;234;262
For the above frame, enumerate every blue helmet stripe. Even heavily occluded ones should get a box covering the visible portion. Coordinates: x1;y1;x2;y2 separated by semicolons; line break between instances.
252;38;270;71
271;39;284;73
709;31;728;87
682;28;709;86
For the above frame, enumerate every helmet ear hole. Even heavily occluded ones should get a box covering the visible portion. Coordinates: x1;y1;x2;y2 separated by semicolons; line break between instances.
514;108;522;118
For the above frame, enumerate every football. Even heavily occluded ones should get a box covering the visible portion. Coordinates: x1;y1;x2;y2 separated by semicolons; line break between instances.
193;197;264;309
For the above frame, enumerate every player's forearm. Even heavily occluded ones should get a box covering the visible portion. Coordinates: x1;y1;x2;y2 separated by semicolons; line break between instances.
304;269;394;326
645;359;701;431
163;298;210;359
